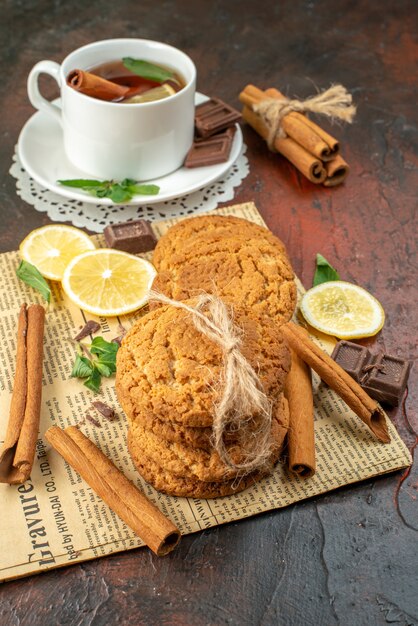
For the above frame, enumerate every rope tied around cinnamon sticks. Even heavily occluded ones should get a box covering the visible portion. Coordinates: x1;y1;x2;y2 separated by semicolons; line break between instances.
253;84;356;150
149;290;274;475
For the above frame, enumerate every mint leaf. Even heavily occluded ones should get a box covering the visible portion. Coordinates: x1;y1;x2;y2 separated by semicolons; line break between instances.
129;184;160;196
71;336;119;392
109;184;132;203
58;179;106;188
71;354;93;378
90;337;119;374
122;58;179;85
58;178;160;203
16;260;51;303
84;367;102;393
90;337;119;358
95;361;112;377
313;254;340;287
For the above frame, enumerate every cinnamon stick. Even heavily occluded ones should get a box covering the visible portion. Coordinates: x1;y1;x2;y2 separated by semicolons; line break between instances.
323;154;350;187
285;350;316;477
281;322;390;443
241;104;327;184
0;304;45;484
45;426;181;556
67;70;129;102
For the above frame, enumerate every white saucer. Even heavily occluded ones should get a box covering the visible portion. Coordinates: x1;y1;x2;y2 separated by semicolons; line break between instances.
17;92;243;206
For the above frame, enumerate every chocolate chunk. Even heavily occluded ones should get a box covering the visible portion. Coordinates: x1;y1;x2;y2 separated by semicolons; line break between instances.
104;220;157;254
92;400;117;421
111;324;128;346
332;340;411;407
184;128;235;168
362;353;411;407
331;340;372;383
86;414;101;428
74;320;101;341
194;97;241;138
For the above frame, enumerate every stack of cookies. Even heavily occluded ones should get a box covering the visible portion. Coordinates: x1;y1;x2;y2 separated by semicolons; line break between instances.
116;215;297;498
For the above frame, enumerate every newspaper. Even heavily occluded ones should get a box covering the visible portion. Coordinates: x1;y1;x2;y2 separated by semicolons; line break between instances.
0;202;411;583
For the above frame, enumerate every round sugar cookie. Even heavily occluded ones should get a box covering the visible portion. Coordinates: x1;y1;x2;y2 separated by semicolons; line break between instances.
116;301;290;427
152;214;289;272
151;235;296;325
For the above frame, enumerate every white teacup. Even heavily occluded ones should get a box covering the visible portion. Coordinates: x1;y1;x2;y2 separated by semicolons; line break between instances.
27;38;196;180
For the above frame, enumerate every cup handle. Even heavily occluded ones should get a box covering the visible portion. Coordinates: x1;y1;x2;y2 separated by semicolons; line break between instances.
27;60;62;123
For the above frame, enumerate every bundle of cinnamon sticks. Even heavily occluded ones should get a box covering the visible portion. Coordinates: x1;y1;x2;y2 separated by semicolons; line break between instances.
239;85;350;186
0;303;45;484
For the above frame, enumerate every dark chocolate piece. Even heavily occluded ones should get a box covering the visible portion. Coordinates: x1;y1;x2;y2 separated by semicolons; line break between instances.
104;220;157;254
330;340;372;383
74;320;101;341
111;335;124;346
362;353;411;407
92;400;117;422
194;97;241;138
184;128;235;168
86;414;102;428
331;340;411;407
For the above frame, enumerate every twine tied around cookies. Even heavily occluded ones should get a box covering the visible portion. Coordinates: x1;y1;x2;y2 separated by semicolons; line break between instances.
149;290;273;475
253;84;356;150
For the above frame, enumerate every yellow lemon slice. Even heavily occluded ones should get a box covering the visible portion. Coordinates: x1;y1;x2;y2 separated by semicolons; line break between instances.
62;249;157;317
125;83;176;103
300;281;385;339
20;225;96;281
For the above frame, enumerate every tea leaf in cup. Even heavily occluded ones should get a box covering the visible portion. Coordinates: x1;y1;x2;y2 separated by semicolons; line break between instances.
122;57;180;85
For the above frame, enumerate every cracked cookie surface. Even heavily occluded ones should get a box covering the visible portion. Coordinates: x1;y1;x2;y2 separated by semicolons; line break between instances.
151;235;296;325
116;301;290;427
153;213;290;272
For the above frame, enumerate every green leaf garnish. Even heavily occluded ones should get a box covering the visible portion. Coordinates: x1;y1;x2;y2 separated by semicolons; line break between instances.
84;368;102;393
56;179;104;188
71;354;93;378
313;254;340;287
70;336;119;392
130;184;160;196
94;361;112;377
122;57;179;85
58;178;160;203
90;337;119;375
16;260;51;303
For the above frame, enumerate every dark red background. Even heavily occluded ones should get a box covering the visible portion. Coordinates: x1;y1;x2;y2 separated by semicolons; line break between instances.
0;1;417;624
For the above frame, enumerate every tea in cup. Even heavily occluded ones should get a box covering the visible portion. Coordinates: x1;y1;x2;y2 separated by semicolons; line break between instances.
27;38;197;180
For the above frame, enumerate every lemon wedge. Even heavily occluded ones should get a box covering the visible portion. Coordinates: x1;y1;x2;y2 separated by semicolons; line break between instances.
125;83;176;103
19;225;96;281
62;249;157;317
300;281;385;339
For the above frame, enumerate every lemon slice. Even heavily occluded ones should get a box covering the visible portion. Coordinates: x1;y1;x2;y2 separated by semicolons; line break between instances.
62;249;157;316
300;281;385;339
20;225;96;281
125;83;176;103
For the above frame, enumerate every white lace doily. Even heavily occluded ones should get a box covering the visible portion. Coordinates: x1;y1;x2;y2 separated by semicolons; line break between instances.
10;144;249;233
